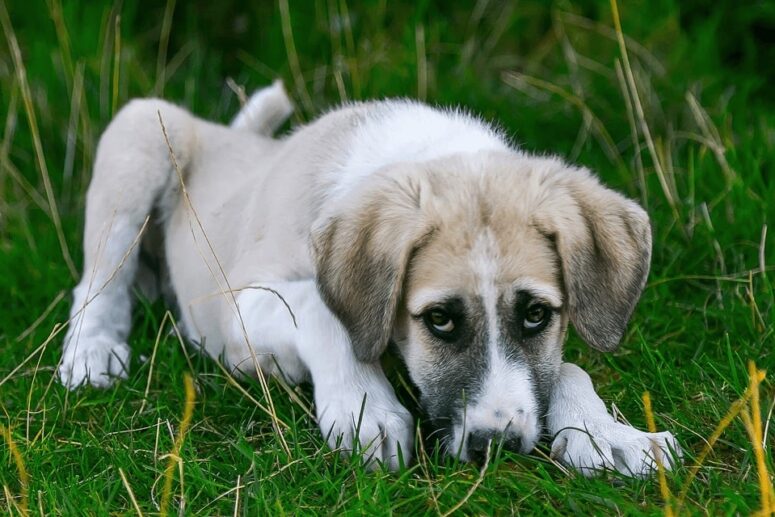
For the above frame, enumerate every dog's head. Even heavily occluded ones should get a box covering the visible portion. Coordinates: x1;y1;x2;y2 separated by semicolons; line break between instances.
313;151;651;462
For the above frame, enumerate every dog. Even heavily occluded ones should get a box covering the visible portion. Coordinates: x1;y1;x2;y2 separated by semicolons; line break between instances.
59;81;680;476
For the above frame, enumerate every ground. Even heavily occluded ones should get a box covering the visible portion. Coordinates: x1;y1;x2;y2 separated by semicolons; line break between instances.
1;0;773;514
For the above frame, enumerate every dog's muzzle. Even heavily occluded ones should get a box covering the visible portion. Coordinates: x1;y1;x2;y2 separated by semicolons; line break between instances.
466;428;525;463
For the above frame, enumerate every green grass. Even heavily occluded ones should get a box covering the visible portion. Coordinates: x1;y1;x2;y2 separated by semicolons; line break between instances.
1;0;773;514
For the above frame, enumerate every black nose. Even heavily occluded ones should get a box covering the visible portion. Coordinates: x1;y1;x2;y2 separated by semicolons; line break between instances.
467;431;523;464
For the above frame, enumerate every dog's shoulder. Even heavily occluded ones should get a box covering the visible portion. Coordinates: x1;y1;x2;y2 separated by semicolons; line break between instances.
350;99;510;160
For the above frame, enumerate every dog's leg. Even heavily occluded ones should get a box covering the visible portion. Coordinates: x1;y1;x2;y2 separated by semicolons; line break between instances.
227;280;414;470
546;363;682;477
60;99;196;389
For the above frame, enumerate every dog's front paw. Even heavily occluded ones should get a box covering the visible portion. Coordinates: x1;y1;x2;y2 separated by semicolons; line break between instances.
550;420;682;478
316;386;414;471
59;334;130;389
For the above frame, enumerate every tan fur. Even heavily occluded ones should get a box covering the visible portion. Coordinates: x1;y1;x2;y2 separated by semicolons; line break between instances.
314;150;650;361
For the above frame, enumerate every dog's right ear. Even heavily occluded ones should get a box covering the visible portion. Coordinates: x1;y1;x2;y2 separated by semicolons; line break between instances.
312;171;429;363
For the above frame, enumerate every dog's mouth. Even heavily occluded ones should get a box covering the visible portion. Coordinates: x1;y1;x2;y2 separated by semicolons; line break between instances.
453;423;539;463
424;408;540;464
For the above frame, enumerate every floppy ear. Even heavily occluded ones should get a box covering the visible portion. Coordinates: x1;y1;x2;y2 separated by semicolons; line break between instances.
534;167;652;352
312;172;428;363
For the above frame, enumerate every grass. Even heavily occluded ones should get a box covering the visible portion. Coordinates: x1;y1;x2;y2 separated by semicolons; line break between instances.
1;0;773;514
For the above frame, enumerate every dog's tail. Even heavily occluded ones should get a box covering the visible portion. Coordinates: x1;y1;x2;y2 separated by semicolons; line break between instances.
231;80;294;136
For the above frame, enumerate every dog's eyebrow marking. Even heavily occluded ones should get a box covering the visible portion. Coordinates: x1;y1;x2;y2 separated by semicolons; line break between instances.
408;289;460;315
511;279;563;308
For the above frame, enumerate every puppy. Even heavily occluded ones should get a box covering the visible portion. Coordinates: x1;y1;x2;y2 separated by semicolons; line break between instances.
59;81;680;475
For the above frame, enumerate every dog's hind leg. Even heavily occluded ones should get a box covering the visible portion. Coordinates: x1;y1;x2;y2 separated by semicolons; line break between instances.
60;99;196;389
230;80;294;136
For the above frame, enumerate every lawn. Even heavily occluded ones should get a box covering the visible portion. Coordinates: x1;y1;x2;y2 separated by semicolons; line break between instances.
1;0;773;514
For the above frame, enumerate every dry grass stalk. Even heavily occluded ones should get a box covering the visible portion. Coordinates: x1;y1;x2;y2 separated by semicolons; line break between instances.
159;373;196;517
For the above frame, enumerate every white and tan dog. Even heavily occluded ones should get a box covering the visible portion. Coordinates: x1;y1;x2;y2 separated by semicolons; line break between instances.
59;81;680;475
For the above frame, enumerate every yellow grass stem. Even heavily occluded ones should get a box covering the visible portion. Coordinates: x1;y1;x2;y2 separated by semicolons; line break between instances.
160;373;196;517
118;467;144;517
642;392;673;517
676;364;767;512
609;0;682;228
741;411;774;517
745;361;773;516
1;424;29;516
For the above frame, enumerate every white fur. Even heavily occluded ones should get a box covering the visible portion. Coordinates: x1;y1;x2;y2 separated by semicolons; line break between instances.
325;101;510;204
231;80;294;135
451;361;540;459
60;216;139;388
547;363;682;477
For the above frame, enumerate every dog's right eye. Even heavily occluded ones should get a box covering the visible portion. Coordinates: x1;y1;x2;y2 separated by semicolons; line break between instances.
423;309;458;340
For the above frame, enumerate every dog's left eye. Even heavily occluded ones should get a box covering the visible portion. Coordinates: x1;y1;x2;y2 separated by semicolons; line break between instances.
523;303;549;330
423;309;457;339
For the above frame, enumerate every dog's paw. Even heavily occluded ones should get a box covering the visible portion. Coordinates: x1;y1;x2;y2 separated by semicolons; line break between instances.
316;387;414;471
59;335;130;389
550;420;682;478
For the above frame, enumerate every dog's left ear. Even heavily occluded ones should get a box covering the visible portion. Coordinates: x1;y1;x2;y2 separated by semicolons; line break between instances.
312;170;428;363
534;166;652;352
